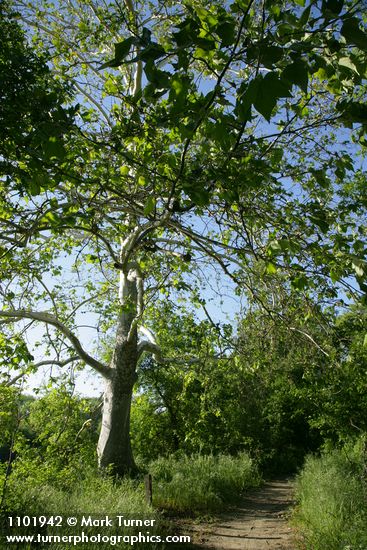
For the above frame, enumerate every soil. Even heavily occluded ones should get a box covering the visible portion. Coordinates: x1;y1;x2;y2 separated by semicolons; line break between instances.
179;478;297;550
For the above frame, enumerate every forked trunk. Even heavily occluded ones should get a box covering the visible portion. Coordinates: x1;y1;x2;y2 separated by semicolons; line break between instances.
97;268;140;476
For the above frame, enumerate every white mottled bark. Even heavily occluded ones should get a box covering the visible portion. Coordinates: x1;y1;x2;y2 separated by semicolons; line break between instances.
97;267;139;476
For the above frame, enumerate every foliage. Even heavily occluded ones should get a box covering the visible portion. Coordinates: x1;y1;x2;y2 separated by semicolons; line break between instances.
1;0;367;474
2;387;98;497
3;0;364;294
132;294;328;472
0;385;19;447
133;292;367;473
0;0;76;194
234;291;330;472
132;304;235;458
294;436;367;550
131;393;177;463
150;452;261;513
308;306;367;443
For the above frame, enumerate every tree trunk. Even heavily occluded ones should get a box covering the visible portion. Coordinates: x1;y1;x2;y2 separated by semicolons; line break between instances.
97;268;139;477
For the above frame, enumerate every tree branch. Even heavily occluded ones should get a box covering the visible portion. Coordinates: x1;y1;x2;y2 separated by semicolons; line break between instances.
0;310;111;378
137;340;227;365
137;340;163;361
289;326;330;357
5;356;80;386
123;0;142;95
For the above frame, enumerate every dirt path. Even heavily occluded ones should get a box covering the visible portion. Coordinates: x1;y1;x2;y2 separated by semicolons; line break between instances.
182;479;297;550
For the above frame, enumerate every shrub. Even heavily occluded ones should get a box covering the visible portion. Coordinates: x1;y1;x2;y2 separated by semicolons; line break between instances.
294;436;367;549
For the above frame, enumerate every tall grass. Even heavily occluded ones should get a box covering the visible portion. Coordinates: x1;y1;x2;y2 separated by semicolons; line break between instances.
293;436;367;550
1;468;163;550
151;452;261;513
1;452;260;548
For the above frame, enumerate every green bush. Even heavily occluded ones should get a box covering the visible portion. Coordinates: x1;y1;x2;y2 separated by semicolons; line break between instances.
150;452;261;513
294;436;367;549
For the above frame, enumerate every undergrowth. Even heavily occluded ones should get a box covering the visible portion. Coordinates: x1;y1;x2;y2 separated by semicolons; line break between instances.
293;436;367;550
0;451;260;548
150;452;261;513
1;468;162;549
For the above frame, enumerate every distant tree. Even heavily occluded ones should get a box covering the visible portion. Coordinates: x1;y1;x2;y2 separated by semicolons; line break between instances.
309;306;367;442
1;0;366;476
132;289;330;472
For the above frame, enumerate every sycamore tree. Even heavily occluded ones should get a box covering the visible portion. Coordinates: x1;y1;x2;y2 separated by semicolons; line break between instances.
1;0;367;475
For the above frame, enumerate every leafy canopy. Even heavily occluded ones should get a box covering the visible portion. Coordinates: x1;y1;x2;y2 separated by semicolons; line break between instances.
0;0;366;384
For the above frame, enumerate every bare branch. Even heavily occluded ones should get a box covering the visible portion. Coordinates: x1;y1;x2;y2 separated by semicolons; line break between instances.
123;0;142;95
139;326;157;345
289;326;330;357
137;340;228;365
126;264;144;342
73;81;112;127
0;310;111;378
137;340;163;361
5;356;80;386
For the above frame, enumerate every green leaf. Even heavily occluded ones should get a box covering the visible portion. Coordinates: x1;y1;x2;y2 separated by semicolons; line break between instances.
141;27;152;45
99;37;136;68
311;169;330;189
352;259;365;278
322;0;343;16
186;186;210;207
341;18;367;50
86;254;99;264
44;136;65;160
216;21;236;46
259;45;284;68
291;275;308;290
299;5;311;25
271;148;284;164
120;166;130;175
144;61;170;88
329;268;340;283
276;23;294;44
266;262;277;274
236;78;260;121
282;60;308;93
193;35;216;51
169;75;190;111
144;197;156;216
338;57;358;73
173;21;196;48
348;103;367;123
253;72;292;121
195;6;218;28
40;211;59;225
139;43;166;63
115;37;135;62
338;101;367;124
310;216;329;233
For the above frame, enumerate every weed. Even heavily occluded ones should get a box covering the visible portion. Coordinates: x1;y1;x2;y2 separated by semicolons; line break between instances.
150;452;261;513
293;436;367;549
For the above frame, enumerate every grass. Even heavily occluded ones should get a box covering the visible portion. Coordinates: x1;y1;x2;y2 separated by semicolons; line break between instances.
0;451;261;548
293;436;367;550
150;452;261;513
1;468;163;550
